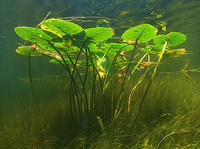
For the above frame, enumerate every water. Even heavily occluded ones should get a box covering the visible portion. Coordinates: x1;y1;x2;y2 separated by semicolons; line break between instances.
0;0;200;148
1;0;199;98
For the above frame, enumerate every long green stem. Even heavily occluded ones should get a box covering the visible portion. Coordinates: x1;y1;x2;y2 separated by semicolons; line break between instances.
82;47;89;113
114;32;144;118
103;45;130;92
62;49;88;115
128;64;155;113
132;41;168;126
46;40;82;119
28;51;40;112
88;48;104;91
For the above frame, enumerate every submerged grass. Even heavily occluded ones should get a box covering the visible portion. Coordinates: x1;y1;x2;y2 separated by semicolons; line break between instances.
0;73;200;149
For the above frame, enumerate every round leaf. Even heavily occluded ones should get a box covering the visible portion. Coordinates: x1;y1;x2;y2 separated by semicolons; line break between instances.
167;32;186;46
16;46;41;56
153;35;167;45
15;27;57;52
41;19;83;38
122;24;158;43
15;27;52;42
85;27;114;42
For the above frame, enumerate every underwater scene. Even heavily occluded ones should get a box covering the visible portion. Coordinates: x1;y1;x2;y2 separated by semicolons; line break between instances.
0;0;200;148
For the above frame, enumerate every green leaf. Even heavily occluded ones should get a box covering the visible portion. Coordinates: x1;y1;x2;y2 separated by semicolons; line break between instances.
88;43;98;50
141;45;151;52
15;27;52;42
153;33;186;47
92;43;134;57
142;45;168;53
41;19;83;38
93;50;116;57
122;24;158;43
16;46;41;56
101;43;134;52
153;35;167;45
54;42;79;53
85;27;114;42
71;31;86;47
167;32;186;46
15;27;58;52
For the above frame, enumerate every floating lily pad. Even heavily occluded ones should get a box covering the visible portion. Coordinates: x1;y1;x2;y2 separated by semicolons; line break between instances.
15;27;52;42
167;32;186;46
15;27;59;52
85;27;114;42
16;46;41;56
41;19;83;38
122;24;158;43
153;35;167;45
71;31;87;47
153;32;186;47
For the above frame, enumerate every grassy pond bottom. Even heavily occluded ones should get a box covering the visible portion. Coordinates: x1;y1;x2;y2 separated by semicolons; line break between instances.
0;73;200;149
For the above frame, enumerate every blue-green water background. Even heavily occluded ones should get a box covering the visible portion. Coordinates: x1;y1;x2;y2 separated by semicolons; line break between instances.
0;0;199;110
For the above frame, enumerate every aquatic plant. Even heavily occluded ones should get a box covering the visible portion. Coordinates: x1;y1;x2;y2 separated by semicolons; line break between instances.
15;18;186;129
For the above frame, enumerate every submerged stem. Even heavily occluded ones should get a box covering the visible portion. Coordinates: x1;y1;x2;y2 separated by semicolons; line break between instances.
114;32;144;119
28;51;40;112
132;41;168;126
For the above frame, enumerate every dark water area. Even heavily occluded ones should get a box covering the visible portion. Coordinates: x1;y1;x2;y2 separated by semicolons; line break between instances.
0;0;199;108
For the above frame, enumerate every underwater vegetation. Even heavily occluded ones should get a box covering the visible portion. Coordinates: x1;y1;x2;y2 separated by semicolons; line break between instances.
0;0;198;148
10;17;200;148
14;18;187;128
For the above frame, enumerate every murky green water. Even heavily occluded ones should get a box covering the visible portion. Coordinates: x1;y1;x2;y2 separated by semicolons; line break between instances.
0;0;200;148
0;0;199;102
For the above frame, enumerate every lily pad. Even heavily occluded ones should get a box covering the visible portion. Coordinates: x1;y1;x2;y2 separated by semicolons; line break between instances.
153;32;186;47
15;27;52;42
85;27;114;42
16;46;41;56
122;24;158;43
167;32;186;46
15;27;59;52
153;35;167;45
41;19;84;38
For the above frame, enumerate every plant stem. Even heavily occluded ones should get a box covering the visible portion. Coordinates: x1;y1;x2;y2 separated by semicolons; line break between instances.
114;32;144;119
132;41;168;126
28;51;40;112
